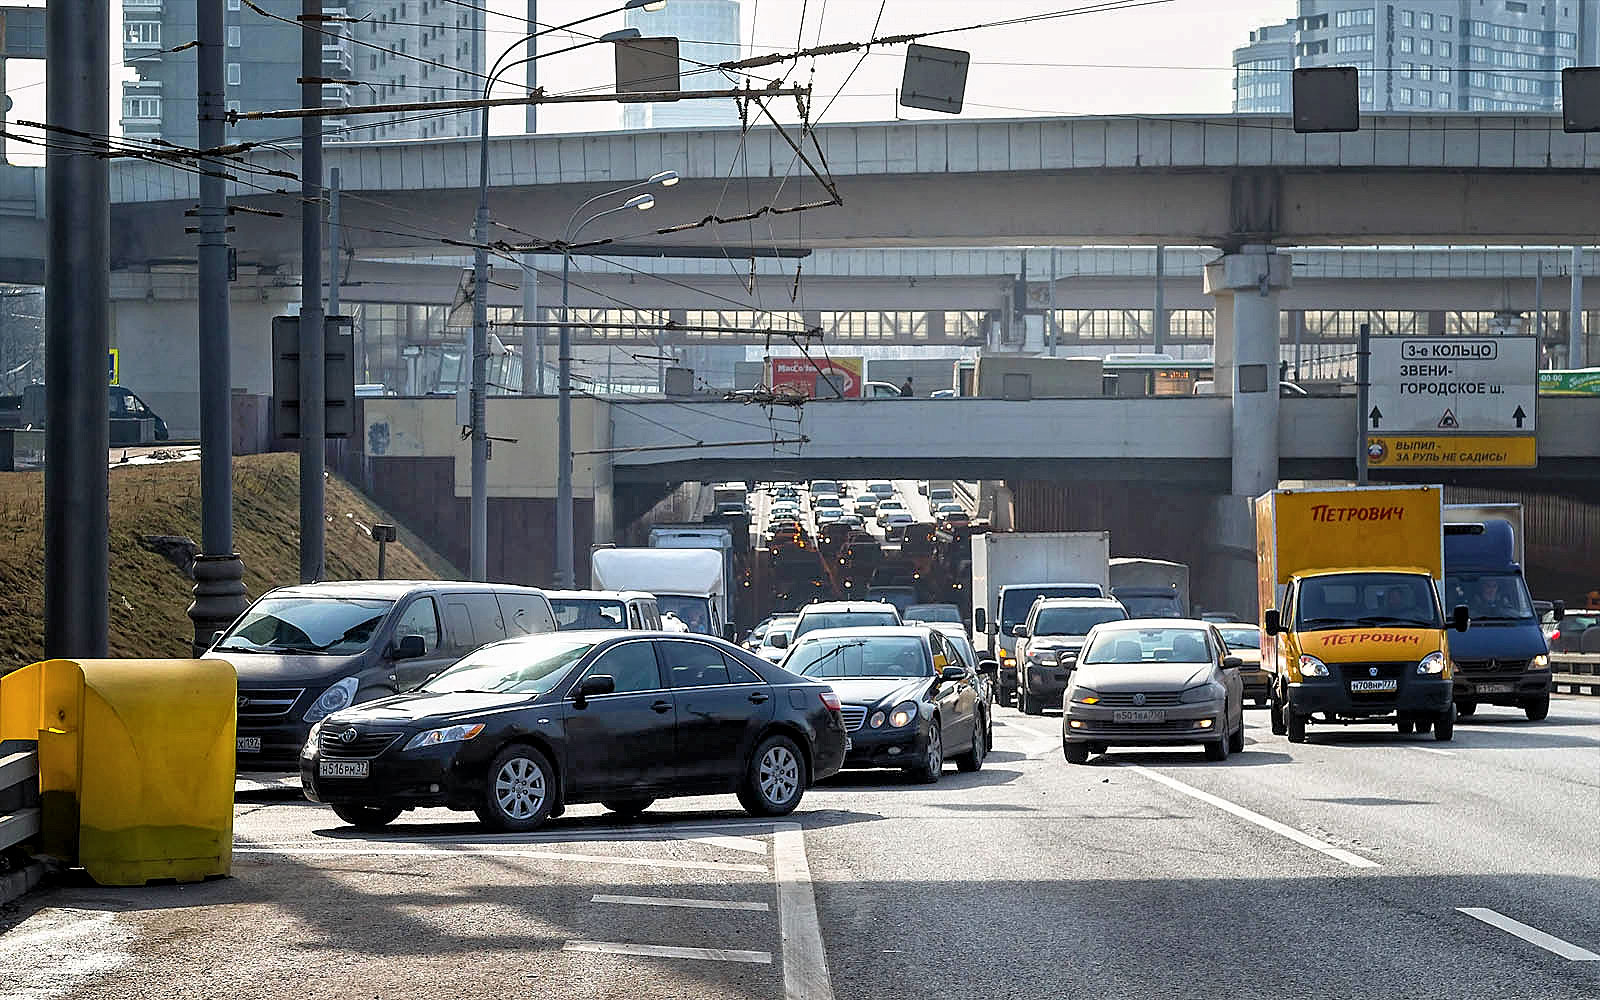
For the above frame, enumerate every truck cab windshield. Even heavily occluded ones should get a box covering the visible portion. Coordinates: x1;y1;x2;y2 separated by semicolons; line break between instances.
1117;594;1182;618
656;595;715;635
1445;572;1535;622
1294;573;1441;631
215;598;393;654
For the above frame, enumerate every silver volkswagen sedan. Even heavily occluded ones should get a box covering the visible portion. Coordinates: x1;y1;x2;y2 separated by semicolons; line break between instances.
1060;619;1245;764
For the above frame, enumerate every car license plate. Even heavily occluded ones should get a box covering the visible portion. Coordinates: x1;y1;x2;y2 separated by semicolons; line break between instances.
1113;709;1166;723
1476;682;1514;694
1350;679;1398;692
236;737;261;753
318;760;369;779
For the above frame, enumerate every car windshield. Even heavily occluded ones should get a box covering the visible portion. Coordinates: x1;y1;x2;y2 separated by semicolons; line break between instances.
1033;606;1127;636
790;636;931;678
1444;572;1536;622
793;611;900;637
1083;627;1213;664
423;636;595;695
905;605;962;623
1295;573;1443;630
1217;625;1261;650
215;597;393;655
550;598;627;630
656;595;714;635
1118;594;1183;618
762;628;793;647
869;590;918;615
1000;586;1101;630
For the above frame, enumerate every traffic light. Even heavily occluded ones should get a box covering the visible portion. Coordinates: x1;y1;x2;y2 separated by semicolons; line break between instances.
272;315;355;439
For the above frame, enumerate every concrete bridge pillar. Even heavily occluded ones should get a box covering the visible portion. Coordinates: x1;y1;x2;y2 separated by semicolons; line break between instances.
1204;245;1292;617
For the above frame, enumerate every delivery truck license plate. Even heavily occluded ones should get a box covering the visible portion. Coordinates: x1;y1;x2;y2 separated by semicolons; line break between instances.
319;760;369;779
1349;679;1398;692
1113;709;1166;723
1475;682;1514;694
236;737;261;753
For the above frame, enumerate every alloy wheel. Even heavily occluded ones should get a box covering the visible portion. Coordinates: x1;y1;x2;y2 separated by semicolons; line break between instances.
759;744;800;806
494;756;547;820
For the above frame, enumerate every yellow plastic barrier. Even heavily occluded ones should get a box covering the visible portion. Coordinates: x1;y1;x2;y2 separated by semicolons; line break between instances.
0;658;236;886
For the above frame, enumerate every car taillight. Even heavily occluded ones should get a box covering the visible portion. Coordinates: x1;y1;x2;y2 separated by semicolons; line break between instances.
819;691;841;712
1550;629;1560;642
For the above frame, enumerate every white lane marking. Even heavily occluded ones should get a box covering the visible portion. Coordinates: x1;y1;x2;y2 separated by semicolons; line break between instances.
1411;746;1456;757
233;846;767;873
564;940;773;965
773;822;836;1000
0;908;136;1000
1123;764;1380;869
1457;908;1600;961
592;894;770;912
670;832;770;855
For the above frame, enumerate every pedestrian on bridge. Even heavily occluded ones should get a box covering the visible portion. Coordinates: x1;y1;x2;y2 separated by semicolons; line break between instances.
900;377;914;397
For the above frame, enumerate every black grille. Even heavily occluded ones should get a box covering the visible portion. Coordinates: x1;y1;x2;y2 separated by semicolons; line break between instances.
839;706;868;732
237;688;303;719
1454;658;1527;673
1340;662;1408;679
1080;719;1208;733
1097;691;1183;708
318;730;402;758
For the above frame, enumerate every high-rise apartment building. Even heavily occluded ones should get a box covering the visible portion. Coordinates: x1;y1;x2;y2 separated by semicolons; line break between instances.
1232;1;1599;114
621;0;741;129
120;0;484;148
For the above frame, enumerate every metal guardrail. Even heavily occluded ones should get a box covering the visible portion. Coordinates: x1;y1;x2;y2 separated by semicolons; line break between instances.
1550;654;1600;696
0;739;41;852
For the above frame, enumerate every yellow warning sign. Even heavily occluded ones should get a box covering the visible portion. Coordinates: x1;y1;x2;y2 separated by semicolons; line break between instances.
1367;435;1536;469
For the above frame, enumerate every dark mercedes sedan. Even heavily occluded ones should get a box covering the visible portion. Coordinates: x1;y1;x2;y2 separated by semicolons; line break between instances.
301;631;848;831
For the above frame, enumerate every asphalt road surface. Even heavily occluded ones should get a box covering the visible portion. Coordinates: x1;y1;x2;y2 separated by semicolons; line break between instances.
3;698;1598;999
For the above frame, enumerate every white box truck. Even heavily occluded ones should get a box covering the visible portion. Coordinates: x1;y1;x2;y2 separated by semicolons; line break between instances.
1109;558;1191;618
592;546;729;639
970;531;1112;701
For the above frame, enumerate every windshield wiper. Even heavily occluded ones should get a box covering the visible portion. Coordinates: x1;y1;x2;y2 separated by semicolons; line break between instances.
1299;617;1359;629
799;641;868;677
1468;614;1527;622
214;642;333;655
1356;616;1439;628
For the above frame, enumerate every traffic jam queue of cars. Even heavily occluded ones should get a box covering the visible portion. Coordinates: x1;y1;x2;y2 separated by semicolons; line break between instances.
212;484;1558;832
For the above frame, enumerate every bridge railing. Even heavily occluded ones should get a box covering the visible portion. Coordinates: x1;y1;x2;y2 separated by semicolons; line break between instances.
1549;654;1600;696
0;739;40;853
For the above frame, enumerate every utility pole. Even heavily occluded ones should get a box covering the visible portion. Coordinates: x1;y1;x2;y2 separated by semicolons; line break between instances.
1356;322;1371;485
44;0;110;658
470;103;491;582
522;256;540;394
299;0;326;583
1153;245;1167;354
525;0;538;134
1047;248;1057;357
189;0;248;653
328;167;342;319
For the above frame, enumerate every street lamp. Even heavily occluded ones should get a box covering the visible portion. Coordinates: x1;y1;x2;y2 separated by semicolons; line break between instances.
468;4;663;582
554;178;671;589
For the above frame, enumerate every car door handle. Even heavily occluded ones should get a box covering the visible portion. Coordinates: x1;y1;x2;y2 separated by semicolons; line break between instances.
651;699;673;713
748;691;770;704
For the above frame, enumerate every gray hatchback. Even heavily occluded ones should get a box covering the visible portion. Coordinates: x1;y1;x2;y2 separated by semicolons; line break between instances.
1060;619;1245;764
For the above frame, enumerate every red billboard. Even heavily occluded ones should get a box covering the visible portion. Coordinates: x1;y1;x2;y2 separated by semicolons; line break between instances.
768;357;864;399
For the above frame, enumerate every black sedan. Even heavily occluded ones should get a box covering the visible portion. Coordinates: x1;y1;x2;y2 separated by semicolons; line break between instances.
301;631;848;831
782;626;986;783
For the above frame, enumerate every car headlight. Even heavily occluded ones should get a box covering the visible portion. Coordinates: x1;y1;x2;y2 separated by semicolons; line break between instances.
888;701;918;728
302;676;359;723
1180;683;1225;704
403;723;486;751
1071;688;1101;705
869;711;886;728
1417;651;1447;675
1299;654;1330;678
1530;654;1550;671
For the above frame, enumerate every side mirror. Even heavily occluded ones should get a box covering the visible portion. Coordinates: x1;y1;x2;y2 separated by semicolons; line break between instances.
770;633;789;650
573;674;615;707
973;608;987;634
1553;600;1566;622
940;665;967;683
392;634;426;660
1263;609;1281;636
977;657;998;675
1011;624;1029;638
210;630;226;647
1452;604;1470;633
1222;655;1243;670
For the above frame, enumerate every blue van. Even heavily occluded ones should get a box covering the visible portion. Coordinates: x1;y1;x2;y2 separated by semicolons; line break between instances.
1442;507;1558;722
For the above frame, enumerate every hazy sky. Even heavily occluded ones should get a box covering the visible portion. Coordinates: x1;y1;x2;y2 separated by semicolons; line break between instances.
1;0;1297;160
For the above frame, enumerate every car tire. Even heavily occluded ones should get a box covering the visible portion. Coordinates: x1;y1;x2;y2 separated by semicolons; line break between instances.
956;716;987;772
737;734;806;817
1228;724;1245;755
1063;741;1090;765
1523;695;1550;722
1255;696;1268;708
601;798;655;818
1434;704;1456;742
331;802;402;831
908;722;944;783
1269;694;1288;736
1204;732;1229;761
1457;700;1478;718
1287;710;1307;744
476;744;556;832
1087;741;1107;755
1397;720;1415;734
1020;687;1043;716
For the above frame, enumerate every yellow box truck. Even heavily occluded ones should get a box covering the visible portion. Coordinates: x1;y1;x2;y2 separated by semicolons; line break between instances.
1255;484;1468;744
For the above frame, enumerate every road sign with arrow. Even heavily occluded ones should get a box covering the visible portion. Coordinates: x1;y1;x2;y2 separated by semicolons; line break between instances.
1368;406;1382;428
1365;336;1538;469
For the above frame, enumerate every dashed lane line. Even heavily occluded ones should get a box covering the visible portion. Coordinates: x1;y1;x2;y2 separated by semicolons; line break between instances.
593;894;771;912
231;845;768;873
774;822;835;1000
564;941;773;965
1123;764;1381;869
1457;907;1600;961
